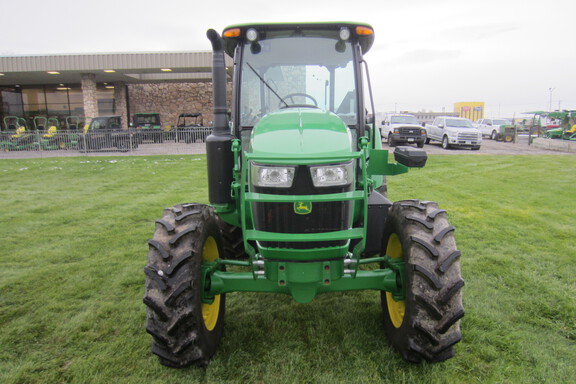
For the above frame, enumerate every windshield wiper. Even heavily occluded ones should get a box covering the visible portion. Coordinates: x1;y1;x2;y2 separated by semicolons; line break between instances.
246;62;288;108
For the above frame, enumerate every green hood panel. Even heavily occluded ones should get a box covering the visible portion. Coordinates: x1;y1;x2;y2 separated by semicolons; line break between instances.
250;109;353;159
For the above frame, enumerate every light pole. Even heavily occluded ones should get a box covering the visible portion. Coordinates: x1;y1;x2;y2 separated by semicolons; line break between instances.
549;87;555;112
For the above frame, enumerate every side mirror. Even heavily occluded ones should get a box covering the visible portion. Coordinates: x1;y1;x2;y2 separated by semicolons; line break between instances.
394;146;427;168
438;124;444;129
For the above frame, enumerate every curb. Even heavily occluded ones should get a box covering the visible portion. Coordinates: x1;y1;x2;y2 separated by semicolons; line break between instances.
531;138;576;153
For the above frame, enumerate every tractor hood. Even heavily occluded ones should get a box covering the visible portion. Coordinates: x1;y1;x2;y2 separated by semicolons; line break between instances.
250;109;353;159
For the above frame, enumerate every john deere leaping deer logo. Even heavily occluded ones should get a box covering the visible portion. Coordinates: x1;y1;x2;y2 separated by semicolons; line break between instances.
294;201;312;215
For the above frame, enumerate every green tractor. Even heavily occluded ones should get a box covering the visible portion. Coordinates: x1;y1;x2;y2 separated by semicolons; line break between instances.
144;22;464;367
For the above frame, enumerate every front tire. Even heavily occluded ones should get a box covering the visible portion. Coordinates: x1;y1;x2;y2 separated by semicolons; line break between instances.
144;204;226;367
441;136;451;149
381;200;464;363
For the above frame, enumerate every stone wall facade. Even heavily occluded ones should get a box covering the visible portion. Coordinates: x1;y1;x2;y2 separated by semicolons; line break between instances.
81;73;98;123
113;82;128;128
127;82;232;128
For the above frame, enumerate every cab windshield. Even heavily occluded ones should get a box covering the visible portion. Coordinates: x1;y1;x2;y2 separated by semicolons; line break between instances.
446;119;474;128
391;115;419;125
240;32;357;127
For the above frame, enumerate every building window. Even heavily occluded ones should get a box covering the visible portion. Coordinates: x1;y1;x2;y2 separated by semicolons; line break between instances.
1;84;119;129
96;85;115;115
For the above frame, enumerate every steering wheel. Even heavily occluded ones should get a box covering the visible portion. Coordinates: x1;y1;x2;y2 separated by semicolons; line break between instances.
279;93;318;108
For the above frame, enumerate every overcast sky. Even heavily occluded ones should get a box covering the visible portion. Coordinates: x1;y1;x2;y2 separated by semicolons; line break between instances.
1;0;574;118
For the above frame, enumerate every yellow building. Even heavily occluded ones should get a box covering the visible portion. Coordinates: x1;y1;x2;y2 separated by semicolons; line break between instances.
454;102;485;121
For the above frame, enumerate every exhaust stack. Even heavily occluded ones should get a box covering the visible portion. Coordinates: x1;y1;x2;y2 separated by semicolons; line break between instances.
206;29;234;205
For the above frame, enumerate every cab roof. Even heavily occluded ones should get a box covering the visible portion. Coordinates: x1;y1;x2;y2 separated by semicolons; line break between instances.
221;22;375;57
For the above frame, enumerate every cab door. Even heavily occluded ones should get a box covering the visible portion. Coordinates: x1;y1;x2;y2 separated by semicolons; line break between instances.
428;118;443;141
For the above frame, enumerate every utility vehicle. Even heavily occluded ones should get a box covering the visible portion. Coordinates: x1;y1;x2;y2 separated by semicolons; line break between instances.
133;112;164;143
79;115;136;151
174;112;211;143
144;22;464;367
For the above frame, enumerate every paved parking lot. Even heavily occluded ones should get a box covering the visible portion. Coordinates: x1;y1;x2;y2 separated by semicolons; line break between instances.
1;135;573;160
399;136;573;155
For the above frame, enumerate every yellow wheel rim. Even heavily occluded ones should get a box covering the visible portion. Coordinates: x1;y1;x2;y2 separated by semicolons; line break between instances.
386;233;405;328
201;236;220;331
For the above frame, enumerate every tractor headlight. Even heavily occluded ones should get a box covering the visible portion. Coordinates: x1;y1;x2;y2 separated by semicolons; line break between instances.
251;164;295;188
310;162;354;187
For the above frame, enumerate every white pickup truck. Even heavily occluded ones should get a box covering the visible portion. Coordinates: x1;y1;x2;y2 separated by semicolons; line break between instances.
380;113;427;148
426;116;482;150
476;118;512;140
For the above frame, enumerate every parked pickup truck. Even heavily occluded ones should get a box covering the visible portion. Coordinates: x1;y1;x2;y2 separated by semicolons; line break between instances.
79;116;138;152
380;113;426;148
476;118;512;140
426;116;482;150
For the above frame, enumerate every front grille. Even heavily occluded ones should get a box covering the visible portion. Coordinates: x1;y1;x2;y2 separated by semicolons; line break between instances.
458;132;479;141
252;165;353;249
253;200;352;249
398;127;421;137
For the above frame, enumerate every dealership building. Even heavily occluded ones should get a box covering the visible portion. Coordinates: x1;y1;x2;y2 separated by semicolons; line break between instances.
0;52;232;130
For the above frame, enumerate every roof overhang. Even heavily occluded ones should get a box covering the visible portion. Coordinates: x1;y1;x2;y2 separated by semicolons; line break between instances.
0;51;233;86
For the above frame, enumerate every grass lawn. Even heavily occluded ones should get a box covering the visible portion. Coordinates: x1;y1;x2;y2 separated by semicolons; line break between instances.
0;154;574;384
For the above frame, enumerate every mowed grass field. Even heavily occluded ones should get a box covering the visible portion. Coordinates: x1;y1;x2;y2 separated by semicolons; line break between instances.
0;154;574;384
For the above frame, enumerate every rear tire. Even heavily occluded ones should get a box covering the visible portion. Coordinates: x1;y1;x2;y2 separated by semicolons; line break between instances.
381;200;464;363
490;130;498;140
144;204;226;367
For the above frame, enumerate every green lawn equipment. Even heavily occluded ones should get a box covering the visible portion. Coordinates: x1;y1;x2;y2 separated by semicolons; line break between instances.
33;116;48;131
42;118;79;150
144;22;464;367
524;110;576;140
542;110;576;140
0;117;37;151
66;116;84;131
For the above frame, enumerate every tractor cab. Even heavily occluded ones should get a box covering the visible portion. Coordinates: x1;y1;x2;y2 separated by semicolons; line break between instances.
222;23;375;154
